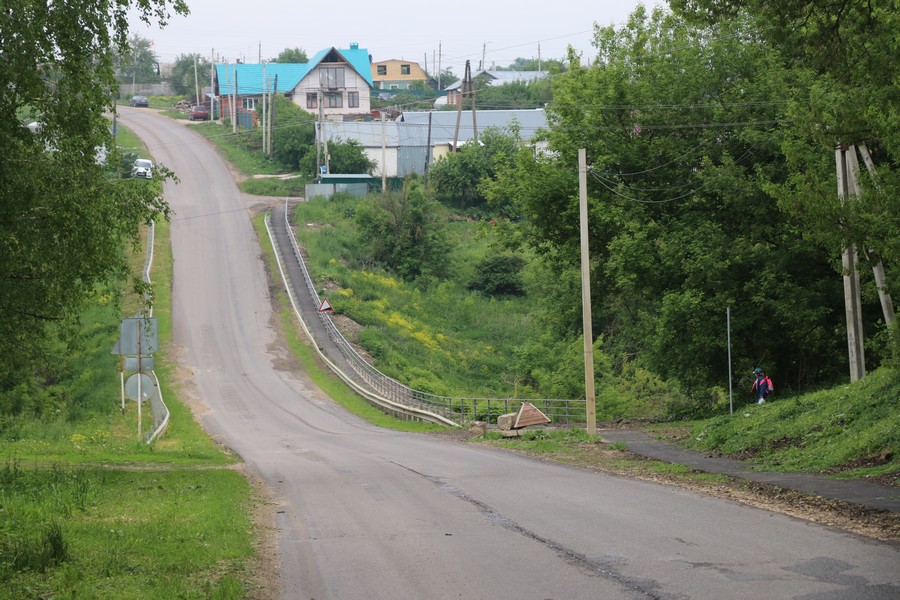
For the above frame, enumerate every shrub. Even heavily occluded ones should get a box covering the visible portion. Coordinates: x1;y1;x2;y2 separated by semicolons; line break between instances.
468;254;526;297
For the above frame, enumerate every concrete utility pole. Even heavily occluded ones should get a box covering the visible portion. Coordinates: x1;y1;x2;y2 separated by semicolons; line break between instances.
210;49;215;119
381;111;387;192
856;143;897;329
261;62;267;155
836;144;866;382
424;110;433;186
193;55;200;105
578;149;597;435
268;75;278;155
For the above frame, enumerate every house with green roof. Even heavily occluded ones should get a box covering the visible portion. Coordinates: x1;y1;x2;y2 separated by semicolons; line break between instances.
215;43;374;119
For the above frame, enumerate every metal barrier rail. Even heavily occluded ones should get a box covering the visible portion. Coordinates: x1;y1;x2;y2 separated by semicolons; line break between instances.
279;199;586;426
143;221;169;443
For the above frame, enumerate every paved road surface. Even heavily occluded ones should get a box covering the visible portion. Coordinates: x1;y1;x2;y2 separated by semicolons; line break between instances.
118;108;899;600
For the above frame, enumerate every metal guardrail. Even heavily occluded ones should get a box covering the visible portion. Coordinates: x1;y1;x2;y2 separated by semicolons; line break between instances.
275;199;586;426
143;221;169;444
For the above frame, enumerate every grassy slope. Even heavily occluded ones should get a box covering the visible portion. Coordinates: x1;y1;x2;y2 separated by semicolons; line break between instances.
678;367;900;478
0;127;255;598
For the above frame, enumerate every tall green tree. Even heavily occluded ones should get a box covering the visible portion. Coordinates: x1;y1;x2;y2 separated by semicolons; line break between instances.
170;53;210;97
429;127;521;212
272;47;308;63
355;181;450;281
672;0;900;349
114;34;161;89
487;7;847;401
0;1;185;412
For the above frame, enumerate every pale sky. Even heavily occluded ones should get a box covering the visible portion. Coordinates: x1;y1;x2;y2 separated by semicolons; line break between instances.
129;0;656;75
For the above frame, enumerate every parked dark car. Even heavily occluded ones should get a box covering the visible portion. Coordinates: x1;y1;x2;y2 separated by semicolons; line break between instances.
129;95;149;107
189;105;210;121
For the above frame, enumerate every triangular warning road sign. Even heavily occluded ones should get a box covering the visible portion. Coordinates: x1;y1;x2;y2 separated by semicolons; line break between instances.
318;297;334;313
514;402;551;429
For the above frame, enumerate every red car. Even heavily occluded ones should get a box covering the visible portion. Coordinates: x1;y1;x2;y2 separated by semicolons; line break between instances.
189;105;210;121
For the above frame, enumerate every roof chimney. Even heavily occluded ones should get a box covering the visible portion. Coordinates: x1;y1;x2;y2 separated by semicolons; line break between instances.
350;42;359;50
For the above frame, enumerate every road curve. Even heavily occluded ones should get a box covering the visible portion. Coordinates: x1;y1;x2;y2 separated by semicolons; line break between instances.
117;107;899;600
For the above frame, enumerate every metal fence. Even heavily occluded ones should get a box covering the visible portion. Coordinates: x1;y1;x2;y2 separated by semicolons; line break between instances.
279;200;586;426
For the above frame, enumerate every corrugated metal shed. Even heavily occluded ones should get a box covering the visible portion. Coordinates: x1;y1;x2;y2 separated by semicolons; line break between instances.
401;109;547;142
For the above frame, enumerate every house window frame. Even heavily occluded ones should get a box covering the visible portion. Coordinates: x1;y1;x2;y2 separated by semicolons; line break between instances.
306;93;318;109
377;65;387;76
319;66;345;88
324;92;343;108
400;64;411;75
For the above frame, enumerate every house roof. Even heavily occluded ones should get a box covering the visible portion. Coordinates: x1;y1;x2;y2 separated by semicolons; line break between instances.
444;70;549;91
306;45;374;88
216;63;308;96
216;44;374;96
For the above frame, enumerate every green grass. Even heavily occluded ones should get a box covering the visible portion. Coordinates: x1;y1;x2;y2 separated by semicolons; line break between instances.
240;177;307;197
681;367;900;477
0;218;254;598
190;122;286;176
292;195;541;398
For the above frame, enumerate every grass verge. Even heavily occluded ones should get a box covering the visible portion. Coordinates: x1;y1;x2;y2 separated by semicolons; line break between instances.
0;218;256;598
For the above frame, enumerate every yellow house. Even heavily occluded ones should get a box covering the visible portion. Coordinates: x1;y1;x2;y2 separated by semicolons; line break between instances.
371;59;430;91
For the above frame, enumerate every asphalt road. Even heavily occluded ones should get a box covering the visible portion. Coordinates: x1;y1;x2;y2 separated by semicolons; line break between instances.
118;107;899;600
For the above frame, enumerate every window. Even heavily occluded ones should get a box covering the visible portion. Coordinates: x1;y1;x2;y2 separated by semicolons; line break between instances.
324;92;342;108
348;91;359;108
400;64;410;75
306;93;317;109
242;97;256;110
377;65;387;76
319;67;345;88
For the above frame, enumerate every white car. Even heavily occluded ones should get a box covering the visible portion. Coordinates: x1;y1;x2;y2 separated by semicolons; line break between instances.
132;158;153;179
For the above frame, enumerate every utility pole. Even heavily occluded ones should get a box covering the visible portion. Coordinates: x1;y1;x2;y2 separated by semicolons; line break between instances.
210;49;215;119
381;110;387;192
424;110;433;186
437;42;442;90
232;68;238;133
578;149;597;435
261;62;267;155
269;75;278;155
193;55;200;105
471;64;478;144
856;143;896;328
452;60;470;151
481;42;487;72
836;144;866;382
538;44;542;72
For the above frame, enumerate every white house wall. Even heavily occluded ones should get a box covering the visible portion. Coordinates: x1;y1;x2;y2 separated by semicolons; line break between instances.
292;64;372;116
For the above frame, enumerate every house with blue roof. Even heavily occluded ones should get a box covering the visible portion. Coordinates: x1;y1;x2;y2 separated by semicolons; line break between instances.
215;43;374;119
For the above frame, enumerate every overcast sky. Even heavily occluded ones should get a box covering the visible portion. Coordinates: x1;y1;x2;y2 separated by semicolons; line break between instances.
129;0;656;74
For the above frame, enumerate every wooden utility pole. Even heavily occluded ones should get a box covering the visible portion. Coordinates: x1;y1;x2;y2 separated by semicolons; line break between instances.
578;149;597;435
836;144;866;382
452;60;470;151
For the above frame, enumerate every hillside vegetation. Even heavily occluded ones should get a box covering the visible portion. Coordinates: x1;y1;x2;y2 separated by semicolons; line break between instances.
683;367;899;479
